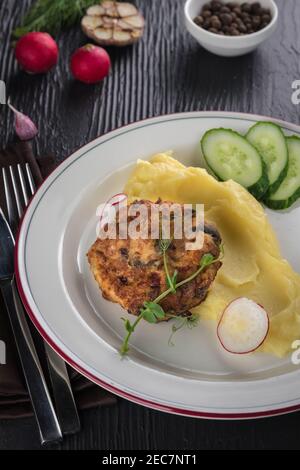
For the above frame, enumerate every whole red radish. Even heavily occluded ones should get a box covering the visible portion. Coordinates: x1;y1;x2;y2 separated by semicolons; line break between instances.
15;32;58;74
70;44;111;84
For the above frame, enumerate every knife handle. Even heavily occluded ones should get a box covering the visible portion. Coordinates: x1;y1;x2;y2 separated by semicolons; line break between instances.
44;342;81;435
1;279;62;445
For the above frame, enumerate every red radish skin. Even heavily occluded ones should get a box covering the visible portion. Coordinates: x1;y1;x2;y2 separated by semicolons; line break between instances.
70;44;111;84
15;32;58;74
217;297;270;355
99;193;127;227
108;193;128;206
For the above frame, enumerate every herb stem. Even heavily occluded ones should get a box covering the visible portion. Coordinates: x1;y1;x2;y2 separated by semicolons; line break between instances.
120;244;224;356
152;287;173;304
163;250;176;293
175;258;220;289
155;256;219;304
120;314;144;356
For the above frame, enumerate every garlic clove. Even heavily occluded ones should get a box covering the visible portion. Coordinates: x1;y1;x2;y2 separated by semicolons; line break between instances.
113;30;132;41
94;27;113;42
104;1;119;17
8;103;38;141
102;16;114;27
102;0;116;8
117;3;138;17
81;16;103;30
124;14;145;29
117;19;135;31
131;29;142;40
86;5;105;16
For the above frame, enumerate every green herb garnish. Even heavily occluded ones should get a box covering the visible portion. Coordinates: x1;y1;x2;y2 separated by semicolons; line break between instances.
120;301;165;356
159;238;177;293
120;244;224;357
13;0;99;39
168;314;199;347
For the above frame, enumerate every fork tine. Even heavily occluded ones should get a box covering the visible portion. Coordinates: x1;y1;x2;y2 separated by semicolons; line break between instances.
2;167;18;230
9;166;24;220
17;164;30;207
25;163;36;195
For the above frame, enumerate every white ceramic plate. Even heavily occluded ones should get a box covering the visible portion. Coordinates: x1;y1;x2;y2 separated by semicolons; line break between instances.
16;112;300;419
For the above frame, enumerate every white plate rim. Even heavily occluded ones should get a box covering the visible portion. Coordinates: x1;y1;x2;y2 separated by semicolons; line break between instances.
16;111;300;420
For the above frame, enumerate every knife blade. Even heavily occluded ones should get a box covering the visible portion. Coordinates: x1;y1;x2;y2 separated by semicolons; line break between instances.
0;209;62;444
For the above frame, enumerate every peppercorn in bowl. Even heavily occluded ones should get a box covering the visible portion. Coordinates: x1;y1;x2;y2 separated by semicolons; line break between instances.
184;0;278;56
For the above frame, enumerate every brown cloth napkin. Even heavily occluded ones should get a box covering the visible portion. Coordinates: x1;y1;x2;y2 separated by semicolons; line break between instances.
0;141;117;419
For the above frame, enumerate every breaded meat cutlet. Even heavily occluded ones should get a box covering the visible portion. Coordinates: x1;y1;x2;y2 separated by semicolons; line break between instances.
88;200;222;317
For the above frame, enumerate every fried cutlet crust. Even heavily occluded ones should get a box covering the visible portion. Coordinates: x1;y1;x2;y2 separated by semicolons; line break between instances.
88;200;222;317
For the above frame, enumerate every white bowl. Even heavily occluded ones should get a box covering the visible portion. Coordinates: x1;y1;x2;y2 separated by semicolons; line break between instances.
184;0;278;57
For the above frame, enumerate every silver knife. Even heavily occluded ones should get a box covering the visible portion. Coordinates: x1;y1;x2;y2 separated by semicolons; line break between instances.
0;209;62;444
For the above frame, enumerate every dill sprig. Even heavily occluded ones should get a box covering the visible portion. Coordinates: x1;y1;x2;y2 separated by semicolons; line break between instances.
13;0;100;39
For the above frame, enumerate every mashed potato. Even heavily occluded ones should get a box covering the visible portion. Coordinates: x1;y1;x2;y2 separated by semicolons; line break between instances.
124;152;300;357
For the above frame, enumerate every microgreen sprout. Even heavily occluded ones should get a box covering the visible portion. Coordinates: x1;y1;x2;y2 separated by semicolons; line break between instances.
120;240;224;356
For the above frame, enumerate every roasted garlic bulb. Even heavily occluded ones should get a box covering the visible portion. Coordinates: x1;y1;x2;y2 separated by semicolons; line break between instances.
81;1;145;47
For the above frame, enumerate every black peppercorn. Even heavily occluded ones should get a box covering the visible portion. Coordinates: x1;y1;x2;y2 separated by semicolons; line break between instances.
211;15;222;29
220;5;231;13
241;3;251;13
203;18;211;29
233;6;242;17
252;15;261;28
193;1;272;37
202;9;212;18
229;27;240;35
251;2;262;14
262;14;271;24
241;11;250;21
194;15;204;26
211;1;222;11
238;23;247;33
220;13;233;25
227;2;238;8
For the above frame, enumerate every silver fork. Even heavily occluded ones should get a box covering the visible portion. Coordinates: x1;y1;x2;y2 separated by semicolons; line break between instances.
3;163;80;436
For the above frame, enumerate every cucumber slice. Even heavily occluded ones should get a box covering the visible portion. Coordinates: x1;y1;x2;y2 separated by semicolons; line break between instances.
246;122;288;196
265;136;300;210
201;128;269;199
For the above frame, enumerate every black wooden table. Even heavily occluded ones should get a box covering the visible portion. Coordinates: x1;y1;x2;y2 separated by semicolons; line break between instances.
0;0;300;450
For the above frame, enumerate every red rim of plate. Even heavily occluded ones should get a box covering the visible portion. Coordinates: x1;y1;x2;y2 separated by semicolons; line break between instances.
14;111;300;420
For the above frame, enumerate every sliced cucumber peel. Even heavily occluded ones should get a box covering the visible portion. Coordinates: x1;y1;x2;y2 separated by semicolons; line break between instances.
246;122;288;197
201;128;269;199
265;136;300;210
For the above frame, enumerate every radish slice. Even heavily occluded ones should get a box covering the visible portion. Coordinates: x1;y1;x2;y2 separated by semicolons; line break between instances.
217;298;269;354
107;193;127;207
99;193;127;228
